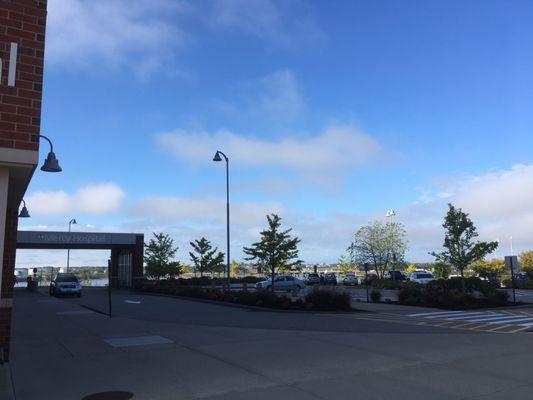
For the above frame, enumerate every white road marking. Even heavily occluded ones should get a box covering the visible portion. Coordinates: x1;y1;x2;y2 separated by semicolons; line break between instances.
124;300;141;304
439;313;489;320
488;317;533;325
408;311;466;317
465;315;525;323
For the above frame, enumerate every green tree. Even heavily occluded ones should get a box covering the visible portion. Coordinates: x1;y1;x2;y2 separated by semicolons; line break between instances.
181;263;193;275
470;258;505;281
243;214;301;291
432;261;452;279
348;221;408;279
337;254;353;274
431;204;498;279
144;232;181;280
189;237;225;277
519;251;533;279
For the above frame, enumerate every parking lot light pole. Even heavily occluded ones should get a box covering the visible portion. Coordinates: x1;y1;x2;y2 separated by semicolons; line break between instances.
66;218;77;273
213;150;231;290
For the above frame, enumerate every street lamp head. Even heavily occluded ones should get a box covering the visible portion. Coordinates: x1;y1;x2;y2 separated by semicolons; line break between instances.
213;151;222;162
72;219;77;225
18;205;30;218
41;150;62;172
19;199;30;218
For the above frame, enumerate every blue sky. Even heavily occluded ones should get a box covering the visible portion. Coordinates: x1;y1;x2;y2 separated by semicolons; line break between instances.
17;0;533;267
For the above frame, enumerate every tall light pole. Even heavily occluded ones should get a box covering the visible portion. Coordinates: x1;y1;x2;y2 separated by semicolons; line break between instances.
385;209;397;278
386;209;396;224
213;150;230;290
66;218;77;273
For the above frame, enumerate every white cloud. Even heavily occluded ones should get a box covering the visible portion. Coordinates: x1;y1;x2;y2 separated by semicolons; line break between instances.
25;183;125;216
258;69;303;119
156;125;384;172
46;0;189;76
209;0;324;46
129;196;285;226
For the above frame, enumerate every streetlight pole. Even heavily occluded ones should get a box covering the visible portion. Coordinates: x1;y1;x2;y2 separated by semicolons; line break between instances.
385;210;396;279
213;151;231;290
66;218;77;273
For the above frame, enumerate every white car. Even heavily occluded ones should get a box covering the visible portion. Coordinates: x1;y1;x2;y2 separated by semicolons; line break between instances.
255;275;306;292
343;274;358;286
407;272;435;284
50;273;82;297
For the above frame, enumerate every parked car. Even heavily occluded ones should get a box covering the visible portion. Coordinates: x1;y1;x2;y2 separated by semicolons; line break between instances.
515;272;528;281
324;273;337;285
343;274;358;286
50;273;82;297
304;273;321;285
358;273;378;285
255;275;306;292
384;270;406;281
407;271;435;284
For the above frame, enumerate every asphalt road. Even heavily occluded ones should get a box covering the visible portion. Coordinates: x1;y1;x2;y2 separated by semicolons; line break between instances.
9;288;533;400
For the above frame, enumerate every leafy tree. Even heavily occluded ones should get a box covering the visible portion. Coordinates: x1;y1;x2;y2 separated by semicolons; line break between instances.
348;221;408;279
431;204;498;279
337;254;354;274
181;263;193;275
470;258;505;281
189;237;225;277
432;261;452;279
243;214;301;291
406;264;417;274
230;260;248;278
519;251;533;279
144;232;181;280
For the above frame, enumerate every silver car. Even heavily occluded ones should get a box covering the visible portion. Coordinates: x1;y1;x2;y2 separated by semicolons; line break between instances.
50;273;82;297
255;275;305;292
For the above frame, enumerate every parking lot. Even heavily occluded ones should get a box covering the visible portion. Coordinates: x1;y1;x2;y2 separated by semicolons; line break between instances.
6;287;533;400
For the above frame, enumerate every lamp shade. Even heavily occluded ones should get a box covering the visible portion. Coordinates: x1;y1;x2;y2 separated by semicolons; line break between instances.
41;151;62;172
19;206;30;218
213;151;222;162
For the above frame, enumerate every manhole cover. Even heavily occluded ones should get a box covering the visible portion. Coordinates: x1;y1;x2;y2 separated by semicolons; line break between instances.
82;391;134;400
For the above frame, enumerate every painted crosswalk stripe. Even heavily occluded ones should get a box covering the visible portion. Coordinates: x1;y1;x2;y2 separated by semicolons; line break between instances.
440;313;490;320
422;312;487;319
464;315;526;323
487;317;533;325
408;311;467;317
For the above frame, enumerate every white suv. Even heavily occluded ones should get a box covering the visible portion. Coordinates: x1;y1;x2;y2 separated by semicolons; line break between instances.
50;274;82;297
407;272;435;284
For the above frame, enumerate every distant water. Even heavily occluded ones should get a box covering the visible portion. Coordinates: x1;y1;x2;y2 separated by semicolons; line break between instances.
14;278;108;288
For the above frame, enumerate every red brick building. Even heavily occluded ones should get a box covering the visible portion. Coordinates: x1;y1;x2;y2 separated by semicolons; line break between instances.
0;0;48;362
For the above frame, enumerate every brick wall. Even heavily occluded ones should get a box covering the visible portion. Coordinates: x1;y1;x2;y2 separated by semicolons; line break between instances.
1;205;18;361
0;0;47;151
0;0;48;362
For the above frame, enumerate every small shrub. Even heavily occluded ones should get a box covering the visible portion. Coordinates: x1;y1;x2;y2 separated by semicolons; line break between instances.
304;290;351;311
370;290;382;303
